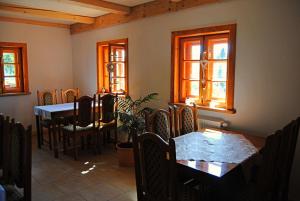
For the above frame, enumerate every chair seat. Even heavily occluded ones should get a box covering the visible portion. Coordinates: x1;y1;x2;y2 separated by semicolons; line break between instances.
99;120;115;129
63;124;96;132
3;185;23;201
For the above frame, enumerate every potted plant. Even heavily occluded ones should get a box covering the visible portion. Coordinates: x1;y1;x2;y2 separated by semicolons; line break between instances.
116;92;158;166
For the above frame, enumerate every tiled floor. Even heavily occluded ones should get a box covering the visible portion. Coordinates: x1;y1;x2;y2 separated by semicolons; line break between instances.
32;138;137;201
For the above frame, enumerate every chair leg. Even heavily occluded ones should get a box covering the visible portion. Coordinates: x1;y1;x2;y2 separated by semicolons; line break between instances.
97;130;102;154
40;126;44;145
63;130;67;155
58;125;62;142
48;127;52;150
81;136;85;150
73;133;78;160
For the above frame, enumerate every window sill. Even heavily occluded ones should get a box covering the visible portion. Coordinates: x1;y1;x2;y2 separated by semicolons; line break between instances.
171;102;236;114
0;92;31;97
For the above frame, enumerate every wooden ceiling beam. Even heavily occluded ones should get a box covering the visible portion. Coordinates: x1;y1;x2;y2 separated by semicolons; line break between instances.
68;0;130;14
0;16;70;29
0;3;95;24
70;0;222;34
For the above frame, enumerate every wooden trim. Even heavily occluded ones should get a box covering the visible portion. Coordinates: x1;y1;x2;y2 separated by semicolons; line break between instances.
0;42;29;94
0;3;95;24
0;16;70;29
96;38;128;94
68;0;130;14
0;92;31;97
71;0;221;34
171;24;236;113
226;24;236;110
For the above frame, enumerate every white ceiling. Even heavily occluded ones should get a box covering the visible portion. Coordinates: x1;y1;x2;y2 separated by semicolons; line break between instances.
0;0;154;24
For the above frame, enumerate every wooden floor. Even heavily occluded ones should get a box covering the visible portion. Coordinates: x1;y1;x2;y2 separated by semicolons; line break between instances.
32;137;137;201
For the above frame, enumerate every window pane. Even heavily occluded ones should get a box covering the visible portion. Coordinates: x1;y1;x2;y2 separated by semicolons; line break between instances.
115;48;125;62
115;63;125;77
4;77;17;88
212;62;227;81
213;43;228;59
182;80;199;97
212;82;226;99
183;62;200;80
184;40;201;60
4;64;16;76
3;52;15;63
112;78;125;92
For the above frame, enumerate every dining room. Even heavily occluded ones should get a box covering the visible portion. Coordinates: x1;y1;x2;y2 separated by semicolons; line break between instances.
0;0;300;201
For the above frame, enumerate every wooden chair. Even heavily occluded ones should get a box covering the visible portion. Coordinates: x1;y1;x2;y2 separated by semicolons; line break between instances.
0;113;4;169
173;104;198;137
1;118;32;201
231;118;300;201
132;132;198;201
145;109;173;141
61;88;80;103
62;95;99;160
97;93;118;147
37;89;58;150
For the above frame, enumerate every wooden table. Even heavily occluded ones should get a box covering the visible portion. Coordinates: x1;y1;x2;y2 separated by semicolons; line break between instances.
34;102;101;158
174;129;265;179
34;103;75;157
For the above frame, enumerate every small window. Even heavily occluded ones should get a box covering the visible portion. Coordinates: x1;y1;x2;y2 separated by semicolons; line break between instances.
0;42;29;94
97;39;128;94
171;25;236;113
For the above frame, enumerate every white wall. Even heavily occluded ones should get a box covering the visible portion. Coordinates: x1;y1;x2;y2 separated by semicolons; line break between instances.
71;0;300;199
0;22;73;127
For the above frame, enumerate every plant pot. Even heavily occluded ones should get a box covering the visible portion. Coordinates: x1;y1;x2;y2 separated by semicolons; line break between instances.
116;142;134;167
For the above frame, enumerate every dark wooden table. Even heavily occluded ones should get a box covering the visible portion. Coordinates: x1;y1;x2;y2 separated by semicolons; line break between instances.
174;129;265;178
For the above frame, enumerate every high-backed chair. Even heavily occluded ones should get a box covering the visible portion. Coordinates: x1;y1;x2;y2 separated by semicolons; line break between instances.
173;104;198;137
145;109;173;141
2;118;32;201
61;88;80;103
98;93;118;147
62;95;99;160
0;113;4;169
132;132;198;201
230;118;300;201
37;90;58;149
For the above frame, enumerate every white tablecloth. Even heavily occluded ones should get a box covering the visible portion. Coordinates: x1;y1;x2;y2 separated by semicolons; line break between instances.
174;130;258;164
34;103;74;120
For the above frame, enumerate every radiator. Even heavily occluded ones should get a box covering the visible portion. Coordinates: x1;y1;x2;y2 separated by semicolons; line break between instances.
197;116;229;130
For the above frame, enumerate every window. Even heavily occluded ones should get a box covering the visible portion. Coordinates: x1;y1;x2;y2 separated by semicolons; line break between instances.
0;42;29;95
171;24;236;113
97;39;128;94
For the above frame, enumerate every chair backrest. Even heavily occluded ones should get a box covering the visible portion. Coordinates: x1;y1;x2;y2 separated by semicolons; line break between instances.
256;118;300;201
37;90;57;106
133;132;177;201
0;113;4;168
145;109;172;141
99;93;117;123
73;95;96;128
275;118;300;201
2;118;32;201
256;130;282;199
174;104;198;136
61;88;80;103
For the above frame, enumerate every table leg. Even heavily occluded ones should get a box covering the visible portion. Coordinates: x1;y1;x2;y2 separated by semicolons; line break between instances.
35;115;41;149
52;120;59;158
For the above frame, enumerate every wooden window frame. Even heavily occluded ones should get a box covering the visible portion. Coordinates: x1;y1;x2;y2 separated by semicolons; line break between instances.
171;24;236;113
0;42;29;95
96;38;129;94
